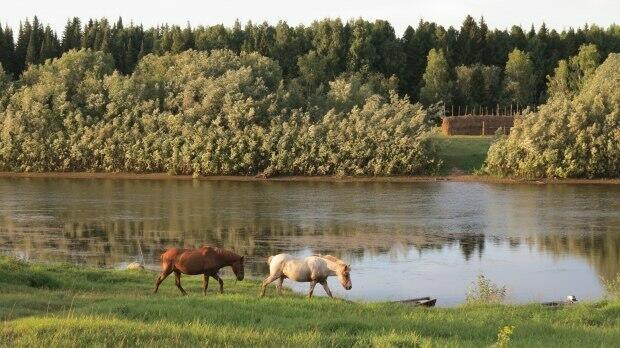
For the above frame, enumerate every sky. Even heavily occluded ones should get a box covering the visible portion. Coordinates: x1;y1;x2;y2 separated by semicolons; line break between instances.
1;0;618;35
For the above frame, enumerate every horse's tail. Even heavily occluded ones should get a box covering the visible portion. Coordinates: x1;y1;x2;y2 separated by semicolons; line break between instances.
267;255;273;265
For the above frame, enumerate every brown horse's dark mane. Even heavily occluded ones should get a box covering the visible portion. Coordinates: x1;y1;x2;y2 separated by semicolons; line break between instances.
204;246;242;263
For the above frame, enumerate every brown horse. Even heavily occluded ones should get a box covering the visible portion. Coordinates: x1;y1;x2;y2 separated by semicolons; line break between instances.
153;246;245;295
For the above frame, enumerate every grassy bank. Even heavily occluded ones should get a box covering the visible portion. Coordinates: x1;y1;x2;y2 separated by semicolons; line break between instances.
432;134;495;175
1;257;619;347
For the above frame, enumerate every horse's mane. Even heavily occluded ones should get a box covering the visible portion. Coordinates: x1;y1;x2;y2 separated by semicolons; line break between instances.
203;246;242;261
313;254;347;266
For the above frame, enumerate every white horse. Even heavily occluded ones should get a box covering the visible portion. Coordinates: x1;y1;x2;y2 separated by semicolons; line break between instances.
260;254;352;298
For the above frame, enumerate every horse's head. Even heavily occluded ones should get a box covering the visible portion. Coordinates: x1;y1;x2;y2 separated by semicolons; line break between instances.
337;264;352;290
231;256;245;281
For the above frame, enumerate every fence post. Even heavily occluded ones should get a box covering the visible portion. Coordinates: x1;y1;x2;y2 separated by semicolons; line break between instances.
482;121;485;136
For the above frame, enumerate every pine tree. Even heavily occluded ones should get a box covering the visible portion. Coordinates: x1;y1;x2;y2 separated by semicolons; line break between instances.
137;39;146;61
61;17;82;52
100;28;110;53
124;37;135;73
0;24;16;75
39;26;59;62
170;26;185;53
457;15;483;65
14;21;33;74
25;29;38;66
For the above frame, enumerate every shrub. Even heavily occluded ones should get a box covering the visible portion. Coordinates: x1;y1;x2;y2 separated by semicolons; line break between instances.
601;273;620;300
465;274;507;305
0;49;439;176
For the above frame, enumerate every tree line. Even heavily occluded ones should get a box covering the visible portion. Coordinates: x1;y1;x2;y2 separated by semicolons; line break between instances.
1;15;619;109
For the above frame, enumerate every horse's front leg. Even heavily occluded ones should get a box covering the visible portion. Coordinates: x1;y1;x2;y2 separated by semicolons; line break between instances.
320;280;333;298
212;274;224;294
153;268;172;294
203;274;210;296
307;280;317;298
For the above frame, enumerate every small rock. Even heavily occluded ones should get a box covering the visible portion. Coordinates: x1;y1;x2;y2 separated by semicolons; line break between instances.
126;262;145;270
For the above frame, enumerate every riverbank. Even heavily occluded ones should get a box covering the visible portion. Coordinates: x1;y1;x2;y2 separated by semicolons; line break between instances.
1;171;619;185
1;257;618;347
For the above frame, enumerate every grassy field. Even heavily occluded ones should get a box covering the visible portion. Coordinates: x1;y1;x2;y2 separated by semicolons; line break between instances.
432;134;495;175
1;257;619;347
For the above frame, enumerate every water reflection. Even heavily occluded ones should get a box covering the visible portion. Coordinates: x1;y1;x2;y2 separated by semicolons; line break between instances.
0;177;618;303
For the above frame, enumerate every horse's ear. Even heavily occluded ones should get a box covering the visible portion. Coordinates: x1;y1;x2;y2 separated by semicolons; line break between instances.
240;256;245;262
346;264;351;271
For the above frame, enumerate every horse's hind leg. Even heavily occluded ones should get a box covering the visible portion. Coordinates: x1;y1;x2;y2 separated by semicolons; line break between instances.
276;276;285;295
153;267;173;293
260;274;279;297
212;274;224;294
174;270;187;295
307;280;317;298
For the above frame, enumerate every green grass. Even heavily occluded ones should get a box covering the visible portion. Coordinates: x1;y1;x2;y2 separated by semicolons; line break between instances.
1;256;619;347
432;134;495;175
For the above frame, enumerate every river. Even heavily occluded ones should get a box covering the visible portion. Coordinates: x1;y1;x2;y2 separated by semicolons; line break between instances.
0;177;618;305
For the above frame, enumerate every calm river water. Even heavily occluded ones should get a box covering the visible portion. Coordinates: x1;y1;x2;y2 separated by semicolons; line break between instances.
0;177;618;305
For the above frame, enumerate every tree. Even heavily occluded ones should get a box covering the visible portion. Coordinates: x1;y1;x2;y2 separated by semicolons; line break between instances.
454;64;485;108
481;65;502;107
401;20;437;101
546;59;572;99
547;44;601;99
0;24;15;75
568;43;600;90
0;63;11;109
347;19;375;73
457;15;484;65
502;48;535;106
61;18;82;52
25;30;38;66
14;20;33;74
419;48;452;106
39;26;59;62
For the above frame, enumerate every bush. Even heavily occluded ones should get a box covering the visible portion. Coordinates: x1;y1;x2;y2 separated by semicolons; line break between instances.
601;273;620;300
483;53;620;178
465;274;507;305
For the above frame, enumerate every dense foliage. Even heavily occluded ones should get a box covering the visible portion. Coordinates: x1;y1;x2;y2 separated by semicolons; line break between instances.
0;49;438;176
1;16;619;108
484;53;620;178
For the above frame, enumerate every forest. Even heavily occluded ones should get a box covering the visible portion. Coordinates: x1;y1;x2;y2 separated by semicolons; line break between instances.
1;15;619;107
